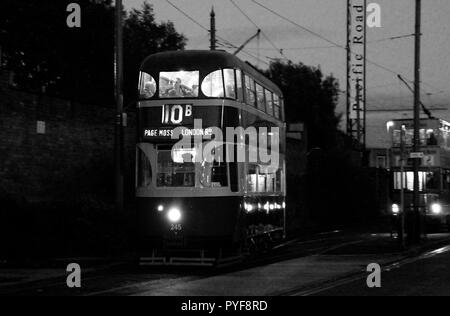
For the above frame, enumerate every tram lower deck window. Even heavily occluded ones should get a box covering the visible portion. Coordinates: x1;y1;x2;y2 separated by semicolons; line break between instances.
393;171;440;191
212;163;228;187
157;150;195;187
137;146;152;188
199;160;228;188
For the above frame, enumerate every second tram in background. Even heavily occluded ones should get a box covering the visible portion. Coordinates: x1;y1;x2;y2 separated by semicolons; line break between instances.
388;118;450;232
136;50;287;265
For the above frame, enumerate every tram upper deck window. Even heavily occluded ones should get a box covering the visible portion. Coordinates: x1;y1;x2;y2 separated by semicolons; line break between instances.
265;90;274;116
273;95;281;119
139;72;157;99
393;128;438;147
236;70;244;101
202;70;224;98
157;149;195;187
224;69;236;99
245;75;256;107
256;84;265;112
159;71;199;98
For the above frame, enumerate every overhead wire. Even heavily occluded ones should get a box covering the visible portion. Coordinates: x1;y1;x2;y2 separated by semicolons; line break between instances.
229;0;286;60
165;0;270;66
250;0;443;94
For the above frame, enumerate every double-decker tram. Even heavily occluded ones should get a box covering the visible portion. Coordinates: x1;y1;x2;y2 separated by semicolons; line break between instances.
136;50;286;265
389;118;450;232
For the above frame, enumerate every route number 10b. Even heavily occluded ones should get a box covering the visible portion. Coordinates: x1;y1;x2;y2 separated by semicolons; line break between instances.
161;104;193;125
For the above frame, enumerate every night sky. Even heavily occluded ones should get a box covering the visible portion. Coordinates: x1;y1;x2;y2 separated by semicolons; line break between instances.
124;0;450;145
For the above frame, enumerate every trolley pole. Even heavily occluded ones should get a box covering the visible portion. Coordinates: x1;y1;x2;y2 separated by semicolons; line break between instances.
114;0;124;214
210;7;216;50
411;0;422;244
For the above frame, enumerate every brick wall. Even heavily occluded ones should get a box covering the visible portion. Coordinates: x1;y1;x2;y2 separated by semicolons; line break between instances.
0;69;136;203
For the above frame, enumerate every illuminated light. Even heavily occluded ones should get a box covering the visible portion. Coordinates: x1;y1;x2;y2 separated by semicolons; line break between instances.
264;203;270;211
386;121;395;131
392;204;400;214
431;203;442;215
244;203;254;212
168;208;182;223
258;203;262;209
282;202;286;209
276;203;282;210
270;204;275;210
157;205;164;212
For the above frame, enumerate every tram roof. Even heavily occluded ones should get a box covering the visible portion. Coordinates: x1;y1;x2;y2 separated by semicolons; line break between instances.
140;50;283;96
392;118;450;126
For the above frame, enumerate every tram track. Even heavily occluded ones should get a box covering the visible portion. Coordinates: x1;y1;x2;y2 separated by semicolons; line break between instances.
0;231;384;296
84;232;365;296
275;237;450;296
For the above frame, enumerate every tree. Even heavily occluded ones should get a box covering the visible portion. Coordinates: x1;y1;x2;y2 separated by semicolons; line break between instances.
123;2;186;107
266;60;341;149
267;60;381;228
0;0;186;106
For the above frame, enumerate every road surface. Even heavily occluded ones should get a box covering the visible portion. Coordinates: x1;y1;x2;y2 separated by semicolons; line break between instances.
1;233;449;296
313;245;450;296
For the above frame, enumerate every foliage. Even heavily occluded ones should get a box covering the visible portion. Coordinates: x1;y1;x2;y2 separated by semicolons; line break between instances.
266;60;341;149
267;60;383;228
0;0;186;106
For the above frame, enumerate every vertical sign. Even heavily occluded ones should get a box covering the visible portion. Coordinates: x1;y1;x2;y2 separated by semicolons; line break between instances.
347;0;367;147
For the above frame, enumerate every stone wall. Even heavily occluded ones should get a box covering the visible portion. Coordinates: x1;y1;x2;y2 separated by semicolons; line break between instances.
0;69;136;204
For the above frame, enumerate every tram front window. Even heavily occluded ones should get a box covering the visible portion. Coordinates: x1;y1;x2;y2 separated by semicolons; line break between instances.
159;71;199;98
157;150;195;187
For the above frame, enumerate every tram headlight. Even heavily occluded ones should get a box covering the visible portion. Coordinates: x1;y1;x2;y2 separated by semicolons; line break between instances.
431;203;442;215
168;207;182;223
392;204;400;215
157;205;164;212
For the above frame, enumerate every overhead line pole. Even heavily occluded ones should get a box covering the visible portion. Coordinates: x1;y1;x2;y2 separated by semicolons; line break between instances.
411;0;422;244
114;0;124;215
